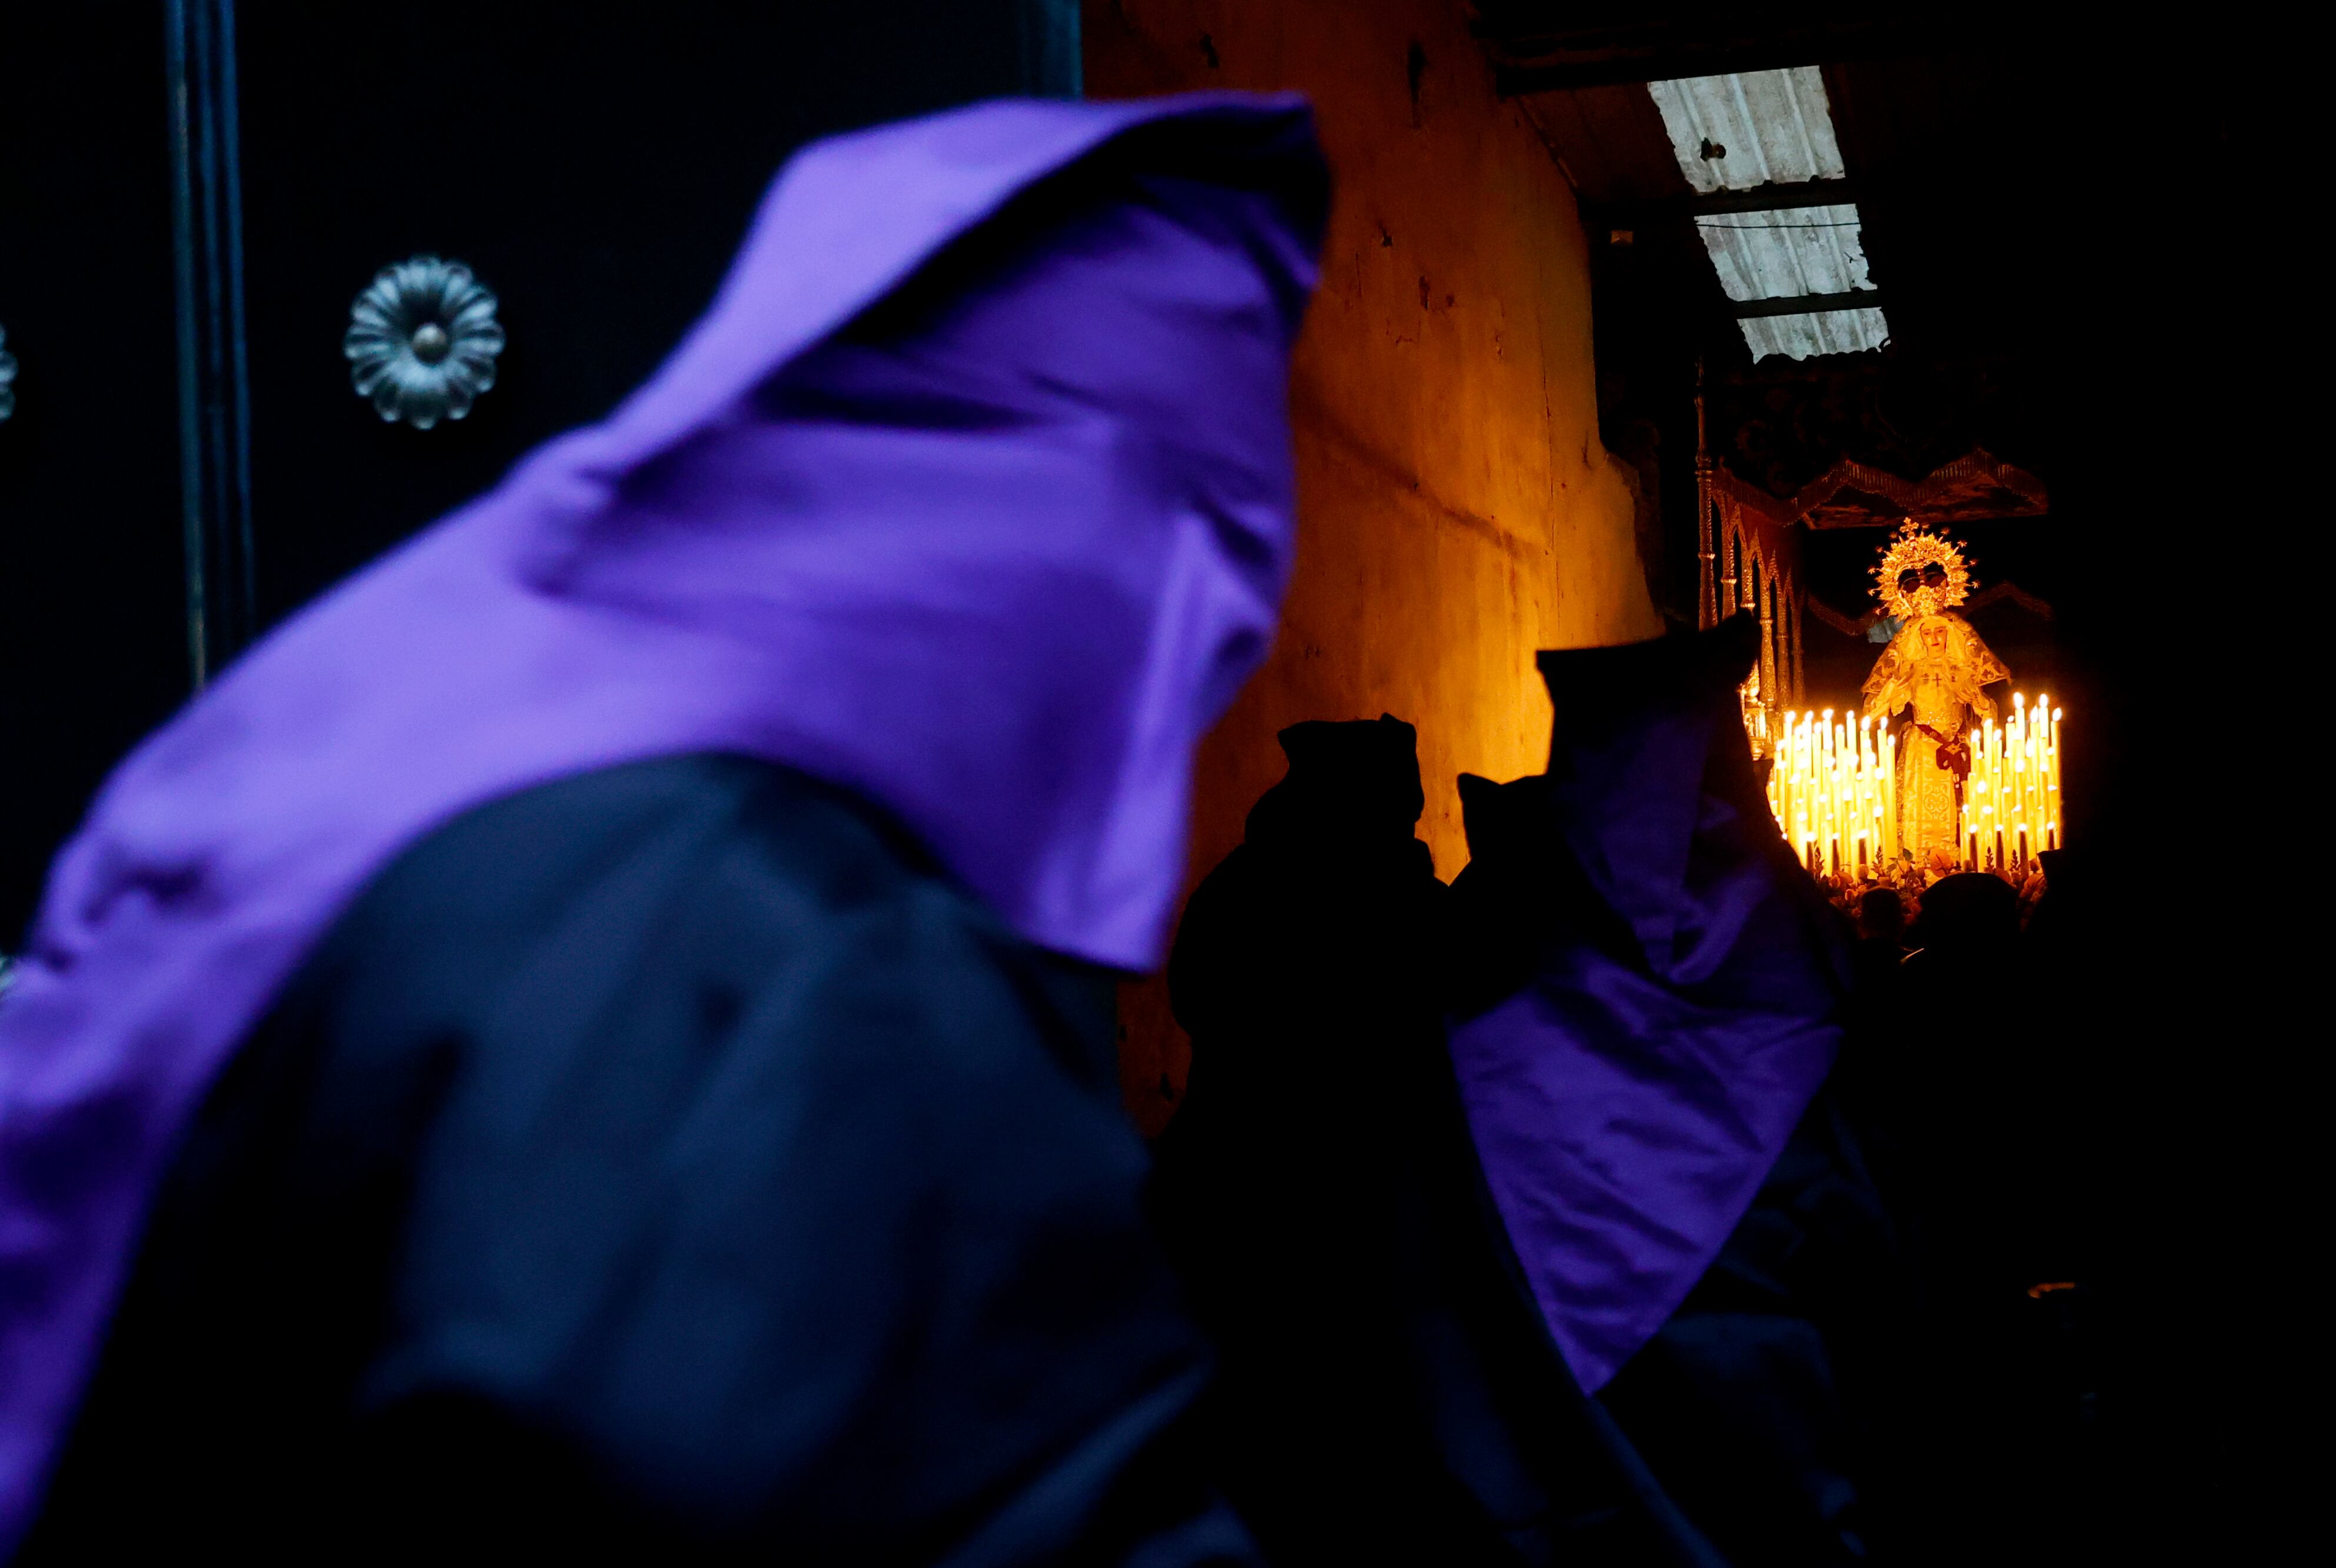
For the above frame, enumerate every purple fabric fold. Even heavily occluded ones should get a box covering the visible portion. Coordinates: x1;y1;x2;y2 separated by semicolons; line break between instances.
1448;622;1848;1392
0;93;1327;1551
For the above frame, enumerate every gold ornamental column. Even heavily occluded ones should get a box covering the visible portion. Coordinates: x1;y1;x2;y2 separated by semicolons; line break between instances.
1720;516;1738;629
1694;362;1717;630
1790;582;1805;703
1759;561;1779;734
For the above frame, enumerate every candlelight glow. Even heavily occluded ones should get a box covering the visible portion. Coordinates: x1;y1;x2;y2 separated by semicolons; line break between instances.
1766;691;2064;878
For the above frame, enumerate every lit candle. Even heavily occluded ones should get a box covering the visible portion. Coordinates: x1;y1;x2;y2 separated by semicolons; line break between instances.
2008;695;2025;823
2050;708;2064;832
2028;699;2046;825
1880;719;1897;866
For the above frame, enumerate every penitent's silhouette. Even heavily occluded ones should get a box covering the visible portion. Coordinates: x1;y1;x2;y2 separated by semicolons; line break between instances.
1152;713;1712;1566
1161;713;1442;1160
1446;769;1614;1022
1447;615;1902;1565
1149;715;1477;1560
1873;870;2037;1302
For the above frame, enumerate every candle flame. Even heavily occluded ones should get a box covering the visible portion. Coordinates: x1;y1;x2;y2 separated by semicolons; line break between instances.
1762;691;2065;880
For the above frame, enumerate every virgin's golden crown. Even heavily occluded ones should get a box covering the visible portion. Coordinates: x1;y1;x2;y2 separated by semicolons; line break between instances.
1871;519;1974;618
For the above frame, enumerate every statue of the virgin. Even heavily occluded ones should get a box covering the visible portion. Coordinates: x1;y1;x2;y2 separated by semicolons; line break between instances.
1860;523;2010;869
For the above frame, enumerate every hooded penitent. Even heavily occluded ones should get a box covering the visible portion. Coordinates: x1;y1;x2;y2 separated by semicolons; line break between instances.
1151;716;1484;1560
0;94;1328;1549
1446;616;1849;1394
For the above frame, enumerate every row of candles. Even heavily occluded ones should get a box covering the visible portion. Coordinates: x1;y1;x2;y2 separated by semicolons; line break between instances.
1762;693;2064;878
1962;692;2064;872
1766;707;1897;879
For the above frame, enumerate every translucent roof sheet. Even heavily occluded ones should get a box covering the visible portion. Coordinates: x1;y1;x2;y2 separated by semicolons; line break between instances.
1741;307;1888;361
1647;66;1845;193
1646;66;1886;360
1695;203;1872;303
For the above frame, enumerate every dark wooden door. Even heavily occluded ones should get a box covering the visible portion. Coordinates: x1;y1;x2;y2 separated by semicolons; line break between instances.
0;7;189;940
0;1;1078;936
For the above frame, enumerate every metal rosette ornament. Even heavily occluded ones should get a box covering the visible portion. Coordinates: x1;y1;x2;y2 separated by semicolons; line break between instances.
1871;518;1973;619
343;256;505;429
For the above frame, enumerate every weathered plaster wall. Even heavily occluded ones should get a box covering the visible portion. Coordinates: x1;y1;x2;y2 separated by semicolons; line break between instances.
1086;0;1659;1132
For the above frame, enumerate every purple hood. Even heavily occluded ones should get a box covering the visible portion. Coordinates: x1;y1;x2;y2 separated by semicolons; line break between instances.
1449;620;1848;1392
0;93;1327;1549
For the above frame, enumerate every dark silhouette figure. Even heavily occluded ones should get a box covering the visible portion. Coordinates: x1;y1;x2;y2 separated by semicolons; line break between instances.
1445;765;1870;1568
2001;847;2101;1561
1906;872;2019;965
1882;872;2031;1292
1446;770;1579;1019
1836;886;1911;1131
1150;716;1468;1560
1151;717;1680;1566
1158;715;1444;1209
1854;868;2100;1565
2021;848;2079;958
1449;617;1898;1567
1856;887;1908;963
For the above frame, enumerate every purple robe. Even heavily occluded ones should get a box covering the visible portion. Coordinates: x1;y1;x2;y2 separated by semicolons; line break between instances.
0;93;1328;1550
1449;619;1848;1393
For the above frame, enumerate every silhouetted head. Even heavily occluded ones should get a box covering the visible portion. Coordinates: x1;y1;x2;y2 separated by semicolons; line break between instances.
1245;713;1425;847
2037;848;2072;894
1457;770;1551;866
1858;886;1907;943
1448;769;1582;1016
1535;613;1759;739
1909;872;2018;953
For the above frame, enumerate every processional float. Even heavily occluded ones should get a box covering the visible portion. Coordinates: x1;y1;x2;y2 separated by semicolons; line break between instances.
1691;368;2061;885
1759;522;2061;880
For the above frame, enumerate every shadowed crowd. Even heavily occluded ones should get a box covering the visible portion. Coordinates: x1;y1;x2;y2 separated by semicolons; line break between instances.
1154;615;2097;1564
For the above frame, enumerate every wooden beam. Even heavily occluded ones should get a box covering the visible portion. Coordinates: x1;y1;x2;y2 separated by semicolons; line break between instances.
1690;180;1855;215
1729;290;1883;319
1588;180;1860;232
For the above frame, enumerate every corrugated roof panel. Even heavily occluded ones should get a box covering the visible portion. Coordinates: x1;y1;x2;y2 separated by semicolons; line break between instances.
1741;306;1888;361
1647;66;1845;193
1644;67;1884;359
1695;204;1874;301
1698;204;1888;358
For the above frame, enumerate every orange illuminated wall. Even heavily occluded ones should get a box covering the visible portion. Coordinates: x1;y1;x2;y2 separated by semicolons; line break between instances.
1087;0;1659;1131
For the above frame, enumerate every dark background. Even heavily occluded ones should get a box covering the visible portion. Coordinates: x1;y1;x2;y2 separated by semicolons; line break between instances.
1484;12;2288;1543
0;9;189;945
0;1;1077;939
236;5;1077;625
